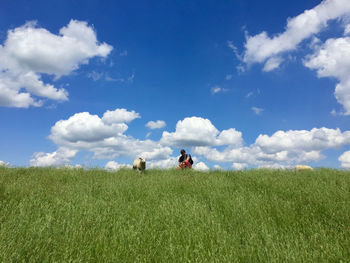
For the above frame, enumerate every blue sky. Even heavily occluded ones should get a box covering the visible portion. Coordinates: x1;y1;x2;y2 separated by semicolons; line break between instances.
1;0;350;170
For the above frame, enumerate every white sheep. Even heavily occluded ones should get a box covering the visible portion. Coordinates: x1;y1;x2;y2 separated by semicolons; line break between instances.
295;165;313;172
133;158;146;172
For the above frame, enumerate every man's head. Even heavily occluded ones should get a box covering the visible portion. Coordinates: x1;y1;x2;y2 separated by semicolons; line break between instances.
180;149;186;156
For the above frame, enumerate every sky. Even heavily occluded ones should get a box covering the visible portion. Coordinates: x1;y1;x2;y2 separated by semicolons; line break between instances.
1;0;350;170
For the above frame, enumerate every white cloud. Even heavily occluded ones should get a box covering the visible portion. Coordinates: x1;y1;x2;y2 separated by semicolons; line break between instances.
32;109;350;169
161;117;219;147
257;164;292;169
64;164;83;169
146;120;166;129
148;157;178;169
119;50;128;56
217;128;243;146
232;163;248;170
87;71;103;81
50;112;129;144
255;127;350;153
104;75;125;82
213;164;222;170
211;85;228;94
193;162;209;171
104;73;134;83
30;147;77;167
236;65;246;73
243;0;350;69
226;74;233;80
252;106;264;115
0;20;112;108
0;160;9;167
127;73;135;83
44;108;173;164
102;108;140;124
140;147;173;161
262;57;283;72
344;24;350;35
160;117;243;148
339;150;350;168
193;127;350;168
246;92;253;98
304;37;350;114
105;161;132;171
331;109;339;116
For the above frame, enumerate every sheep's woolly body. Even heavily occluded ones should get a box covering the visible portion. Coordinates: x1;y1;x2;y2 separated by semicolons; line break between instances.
133;158;146;172
295;165;313;172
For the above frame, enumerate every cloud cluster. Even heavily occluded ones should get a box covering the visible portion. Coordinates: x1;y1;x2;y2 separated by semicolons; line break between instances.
240;0;350;114
194;127;350;169
30;108;350;169
0;20;112;108
31;108;173;166
243;0;350;69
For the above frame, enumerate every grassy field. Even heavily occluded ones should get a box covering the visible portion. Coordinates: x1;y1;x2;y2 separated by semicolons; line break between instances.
0;167;349;262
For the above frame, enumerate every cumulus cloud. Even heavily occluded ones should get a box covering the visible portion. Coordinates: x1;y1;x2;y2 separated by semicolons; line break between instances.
193;162;209;171
160;117;243;148
50;112;129;144
193;127;350;168
0;20;112;108
243;0;350;70
255;127;350;153
145;120;166;129
30;147;78;167
140;147;173;160
105;161;132;171
102;108;140;124
31;109;350;169
148;157;178;169
304;37;350;114
42;108;173;166
339;151;350;168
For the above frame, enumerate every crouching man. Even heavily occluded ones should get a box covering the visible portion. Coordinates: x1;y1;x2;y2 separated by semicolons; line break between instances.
177;149;193;169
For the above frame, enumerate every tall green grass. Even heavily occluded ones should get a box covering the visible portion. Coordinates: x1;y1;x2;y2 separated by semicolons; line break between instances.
0;167;349;262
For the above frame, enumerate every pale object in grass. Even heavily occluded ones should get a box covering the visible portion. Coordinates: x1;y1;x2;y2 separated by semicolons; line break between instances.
133;158;146;172
295;165;313;172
